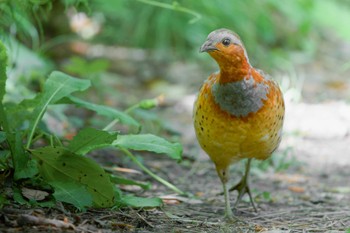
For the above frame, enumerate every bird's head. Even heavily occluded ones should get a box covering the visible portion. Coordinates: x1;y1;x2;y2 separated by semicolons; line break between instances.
200;28;251;71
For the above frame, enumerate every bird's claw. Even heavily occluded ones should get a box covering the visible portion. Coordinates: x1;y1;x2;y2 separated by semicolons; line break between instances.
224;213;248;224
229;179;258;213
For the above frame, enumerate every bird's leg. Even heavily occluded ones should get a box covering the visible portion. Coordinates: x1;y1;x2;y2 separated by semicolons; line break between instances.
228;158;257;212
217;167;235;220
217;167;249;223
222;178;234;219
216;167;244;222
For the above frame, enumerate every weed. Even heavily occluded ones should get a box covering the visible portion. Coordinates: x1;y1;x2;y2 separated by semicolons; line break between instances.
0;42;183;210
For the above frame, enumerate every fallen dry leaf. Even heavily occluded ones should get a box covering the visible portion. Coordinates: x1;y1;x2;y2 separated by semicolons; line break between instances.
111;222;135;231
160;195;203;204
64;132;77;140
195;192;204;197
17;214;75;229
254;224;268;232
21;187;49;201
162;199;180;205
288;186;305;193
119;185;143;192
273;173;307;183
325;80;348;90
112;167;142;174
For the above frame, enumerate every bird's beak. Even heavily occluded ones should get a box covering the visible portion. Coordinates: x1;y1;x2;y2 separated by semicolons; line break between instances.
200;40;218;53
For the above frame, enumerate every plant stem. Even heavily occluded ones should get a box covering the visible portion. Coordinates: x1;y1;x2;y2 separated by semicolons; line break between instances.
136;0;201;24
120;147;185;195
103;103;139;131
26;82;65;149
103;119;119;131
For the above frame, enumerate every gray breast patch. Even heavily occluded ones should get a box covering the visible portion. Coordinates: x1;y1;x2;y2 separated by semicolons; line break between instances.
211;76;269;117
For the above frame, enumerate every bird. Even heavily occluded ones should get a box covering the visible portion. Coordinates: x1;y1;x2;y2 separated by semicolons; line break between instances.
193;28;285;220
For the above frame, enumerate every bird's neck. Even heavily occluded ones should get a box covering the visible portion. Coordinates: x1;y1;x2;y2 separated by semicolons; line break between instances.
211;67;270;118
218;58;252;84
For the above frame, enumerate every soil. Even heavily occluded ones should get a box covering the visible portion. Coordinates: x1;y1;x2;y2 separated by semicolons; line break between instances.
1;39;350;232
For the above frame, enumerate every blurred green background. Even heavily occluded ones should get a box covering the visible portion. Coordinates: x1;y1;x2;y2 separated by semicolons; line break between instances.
2;1;350;229
1;0;350;104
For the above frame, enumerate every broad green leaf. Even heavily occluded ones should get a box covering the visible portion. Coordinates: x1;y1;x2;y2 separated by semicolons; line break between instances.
110;175;151;190
121;195;162;208
14;159;38;180
27;71;91;148
60;95;140;128
43;71;91;104
113;134;182;160
51;181;93;211
13;132;38;180
5;97;40;131
68;128;118;155
31;146;115;208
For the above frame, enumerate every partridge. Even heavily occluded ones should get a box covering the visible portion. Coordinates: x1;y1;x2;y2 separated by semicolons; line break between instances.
193;28;285;219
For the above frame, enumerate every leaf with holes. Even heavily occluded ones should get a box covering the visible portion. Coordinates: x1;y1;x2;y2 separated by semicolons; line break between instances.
51;181;93;211
31;146;115;208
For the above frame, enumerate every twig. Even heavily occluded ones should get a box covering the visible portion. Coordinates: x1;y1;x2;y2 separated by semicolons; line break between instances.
17;214;75;229
136;212;154;228
120;148;185;195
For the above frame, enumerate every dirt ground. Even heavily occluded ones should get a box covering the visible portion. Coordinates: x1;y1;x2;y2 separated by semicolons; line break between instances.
1;40;350;232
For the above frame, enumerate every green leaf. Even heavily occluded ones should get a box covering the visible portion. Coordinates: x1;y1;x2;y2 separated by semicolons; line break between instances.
0;150;10;170
43;71;91;104
60;95;140;128
63;56;110;76
0;131;6;143
113;134;182;160
68;128;118;155
35;200;56;208
0;40;11;142
26;71;91;148
0;40;7;102
14;159;38;180
5;98;36;131
0;193;9;208
262;191;272;202
31;146;115;208
13;187;28;205
51;181;93;211
110;175;151;190
13;132;38;180
121;195;162;208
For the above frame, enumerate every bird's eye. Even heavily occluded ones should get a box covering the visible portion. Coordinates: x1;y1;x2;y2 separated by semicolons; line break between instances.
222;38;231;46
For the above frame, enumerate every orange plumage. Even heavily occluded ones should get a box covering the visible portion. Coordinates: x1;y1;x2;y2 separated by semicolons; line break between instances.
194;29;284;219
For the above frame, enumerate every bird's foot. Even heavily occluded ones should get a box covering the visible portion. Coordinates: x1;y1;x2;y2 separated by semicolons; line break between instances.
224;211;248;224
228;179;257;212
